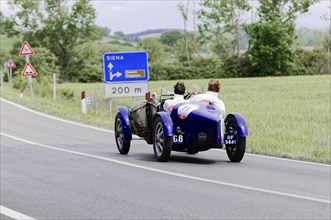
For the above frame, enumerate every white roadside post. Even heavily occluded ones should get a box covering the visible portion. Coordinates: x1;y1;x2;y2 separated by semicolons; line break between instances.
81;91;87;114
53;73;56;101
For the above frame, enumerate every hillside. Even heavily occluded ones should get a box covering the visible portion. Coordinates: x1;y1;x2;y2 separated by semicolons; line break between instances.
124;28;182;41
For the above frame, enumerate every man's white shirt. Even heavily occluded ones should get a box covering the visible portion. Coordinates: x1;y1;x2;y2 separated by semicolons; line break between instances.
189;91;225;116
163;94;189;114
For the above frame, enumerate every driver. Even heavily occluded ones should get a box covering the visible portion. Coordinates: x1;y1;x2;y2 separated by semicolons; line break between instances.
163;81;189;114
189;79;225;116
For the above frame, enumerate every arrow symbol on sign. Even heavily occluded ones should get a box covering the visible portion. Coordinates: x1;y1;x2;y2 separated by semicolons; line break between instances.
108;62;114;73
110;71;122;80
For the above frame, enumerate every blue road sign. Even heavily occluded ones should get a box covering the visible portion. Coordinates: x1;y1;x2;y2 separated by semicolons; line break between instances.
103;51;149;83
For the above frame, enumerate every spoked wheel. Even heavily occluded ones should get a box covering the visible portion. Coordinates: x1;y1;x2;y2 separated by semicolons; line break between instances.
115;113;130;154
153;116;172;162
225;116;246;162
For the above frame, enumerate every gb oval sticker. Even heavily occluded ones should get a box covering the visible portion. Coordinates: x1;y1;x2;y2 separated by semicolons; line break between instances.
177;104;199;119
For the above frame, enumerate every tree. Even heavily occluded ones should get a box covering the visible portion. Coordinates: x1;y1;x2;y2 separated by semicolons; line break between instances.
0;11;5;34
197;0;250;59
4;0;101;81
98;26;111;37
244;0;319;76
159;30;183;47
139;37;165;63
177;1;191;66
114;31;125;39
174;36;200;63
321;4;330;74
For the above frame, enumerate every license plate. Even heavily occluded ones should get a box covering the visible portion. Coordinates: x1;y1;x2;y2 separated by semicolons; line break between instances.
173;135;184;143
224;134;237;145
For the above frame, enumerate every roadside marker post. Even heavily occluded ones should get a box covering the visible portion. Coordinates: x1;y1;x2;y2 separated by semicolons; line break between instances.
81;91;87;114
53;73;56;101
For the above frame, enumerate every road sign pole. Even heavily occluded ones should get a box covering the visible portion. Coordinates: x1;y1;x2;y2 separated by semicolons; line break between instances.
24;55;34;97
109;99;112;119
28;76;33;97
9;68;12;88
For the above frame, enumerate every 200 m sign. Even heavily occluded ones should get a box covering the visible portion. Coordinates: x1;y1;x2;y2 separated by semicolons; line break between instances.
104;82;149;98
112;87;130;94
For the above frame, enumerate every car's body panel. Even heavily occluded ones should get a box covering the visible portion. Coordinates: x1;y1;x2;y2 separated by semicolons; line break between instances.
155;112;174;136
226;112;248;137
117;106;132;141
169;102;223;152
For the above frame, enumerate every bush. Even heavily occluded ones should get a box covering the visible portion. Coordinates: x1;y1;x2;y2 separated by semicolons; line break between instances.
59;88;75;100
149;58;226;81
293;49;329;75
13;76;28;90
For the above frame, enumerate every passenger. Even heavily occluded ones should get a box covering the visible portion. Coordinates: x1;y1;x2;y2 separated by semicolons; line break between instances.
163;81;189;114
189;79;225;116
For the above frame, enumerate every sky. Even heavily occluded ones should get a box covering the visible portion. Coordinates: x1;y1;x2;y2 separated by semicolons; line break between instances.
1;0;330;34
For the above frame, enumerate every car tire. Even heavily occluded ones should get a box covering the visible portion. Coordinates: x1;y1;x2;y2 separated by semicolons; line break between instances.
153;116;172;162
225;116;246;162
115;113;131;154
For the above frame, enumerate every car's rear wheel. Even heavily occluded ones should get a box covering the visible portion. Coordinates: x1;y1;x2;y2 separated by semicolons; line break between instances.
153;116;172;162
115;113;131;154
225;116;245;162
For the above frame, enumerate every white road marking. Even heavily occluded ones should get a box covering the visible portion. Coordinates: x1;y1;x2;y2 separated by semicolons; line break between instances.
212;149;331;167
0;205;36;220
1;132;330;205
245;152;331;167
1;98;329;167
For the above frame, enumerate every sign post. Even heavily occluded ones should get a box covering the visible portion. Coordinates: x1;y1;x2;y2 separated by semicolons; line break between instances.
103;51;149;118
19;41;36;97
53;73;56;101
5;57;16;88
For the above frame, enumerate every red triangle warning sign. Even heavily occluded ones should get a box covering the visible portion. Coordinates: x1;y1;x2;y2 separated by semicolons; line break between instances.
19;41;35;56
21;63;38;76
5;57;16;68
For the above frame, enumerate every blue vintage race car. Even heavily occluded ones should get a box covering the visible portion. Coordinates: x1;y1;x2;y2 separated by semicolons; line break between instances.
114;94;248;162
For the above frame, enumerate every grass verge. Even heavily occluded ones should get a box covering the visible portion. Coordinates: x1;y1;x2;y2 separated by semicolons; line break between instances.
1;75;330;163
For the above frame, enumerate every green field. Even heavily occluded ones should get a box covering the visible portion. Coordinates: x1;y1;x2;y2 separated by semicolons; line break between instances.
1;75;330;163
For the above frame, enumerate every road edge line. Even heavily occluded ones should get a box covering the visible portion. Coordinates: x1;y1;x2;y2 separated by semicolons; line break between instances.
1;131;330;205
0;205;36;220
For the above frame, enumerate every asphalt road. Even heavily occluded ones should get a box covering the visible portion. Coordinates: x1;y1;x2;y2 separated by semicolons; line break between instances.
1;98;330;220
